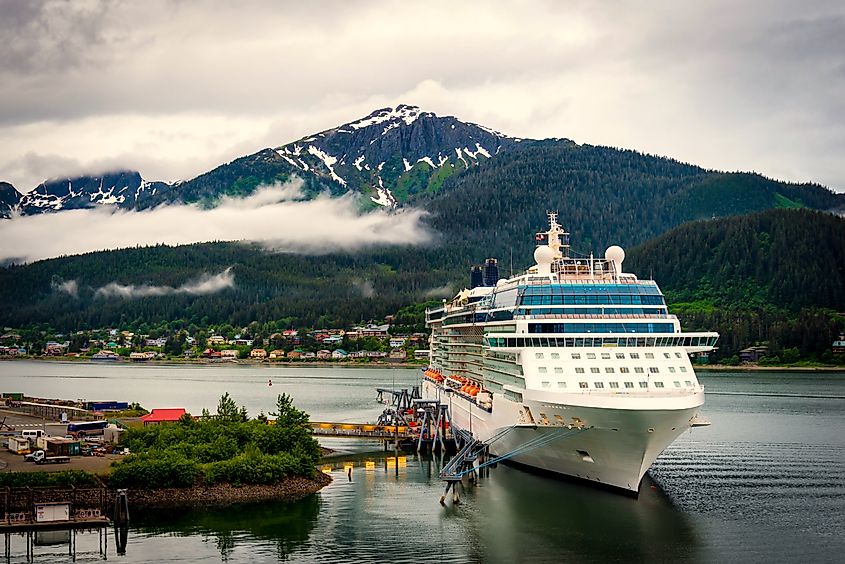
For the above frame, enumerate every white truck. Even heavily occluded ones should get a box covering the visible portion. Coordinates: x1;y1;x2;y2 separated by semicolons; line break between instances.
24;450;71;465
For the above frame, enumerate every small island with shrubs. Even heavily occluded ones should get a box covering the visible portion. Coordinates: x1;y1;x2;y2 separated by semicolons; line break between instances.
1;393;331;508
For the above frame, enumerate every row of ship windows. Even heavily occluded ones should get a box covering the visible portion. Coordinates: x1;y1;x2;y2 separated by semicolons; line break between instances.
486;336;717;348
521;284;662;296
527;323;676;334
521;295;666;306
535;351;684;360
537;366;689;374
540;380;695;389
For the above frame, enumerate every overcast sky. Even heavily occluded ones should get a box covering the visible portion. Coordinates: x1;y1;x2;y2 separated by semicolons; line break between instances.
1;0;843;192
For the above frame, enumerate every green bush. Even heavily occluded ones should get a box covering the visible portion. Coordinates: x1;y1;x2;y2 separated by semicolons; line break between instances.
0;471;96;488
109;393;320;489
109;452;199;488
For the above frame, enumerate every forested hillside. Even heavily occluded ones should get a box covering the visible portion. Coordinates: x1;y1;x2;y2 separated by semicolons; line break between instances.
627;209;845;361
424;141;844;260
0;243;457;330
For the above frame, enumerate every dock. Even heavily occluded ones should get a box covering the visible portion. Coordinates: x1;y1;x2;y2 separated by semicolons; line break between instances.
310;422;418;439
308;386;458;452
1;486;130;561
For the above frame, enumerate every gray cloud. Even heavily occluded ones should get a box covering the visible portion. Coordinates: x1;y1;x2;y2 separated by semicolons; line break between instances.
352;279;375;299
422;284;454;299
0;1;843;191
51;278;79;297
0;180;432;264
94;268;235;299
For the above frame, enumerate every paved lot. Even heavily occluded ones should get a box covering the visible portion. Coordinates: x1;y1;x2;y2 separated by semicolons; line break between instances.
0;409;122;474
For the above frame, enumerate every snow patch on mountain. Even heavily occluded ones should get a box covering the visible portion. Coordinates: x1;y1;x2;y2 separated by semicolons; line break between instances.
307;146;346;186
348;104;426;131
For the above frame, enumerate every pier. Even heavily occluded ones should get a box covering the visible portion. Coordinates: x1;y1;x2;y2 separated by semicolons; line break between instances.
308;386;458;452
0;485;129;562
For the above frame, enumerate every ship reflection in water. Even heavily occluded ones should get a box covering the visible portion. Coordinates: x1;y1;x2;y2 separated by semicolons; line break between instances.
121;451;698;563
1;364;842;562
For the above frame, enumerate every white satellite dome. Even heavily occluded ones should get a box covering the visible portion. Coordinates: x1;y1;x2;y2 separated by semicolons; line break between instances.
534;245;555;275
534;245;555;265
605;245;625;274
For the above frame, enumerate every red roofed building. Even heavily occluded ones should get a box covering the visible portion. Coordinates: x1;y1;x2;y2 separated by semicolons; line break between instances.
141;408;187;426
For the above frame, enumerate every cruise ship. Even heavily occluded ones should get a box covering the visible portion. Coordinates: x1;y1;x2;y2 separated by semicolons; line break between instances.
422;213;718;493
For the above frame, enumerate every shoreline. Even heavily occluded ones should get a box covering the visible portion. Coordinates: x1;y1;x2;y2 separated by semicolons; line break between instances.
0;356;426;369
119;473;333;509
3;357;842;372
695;364;845;372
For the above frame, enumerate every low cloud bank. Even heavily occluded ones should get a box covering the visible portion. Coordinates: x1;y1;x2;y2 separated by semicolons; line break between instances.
48;269;235;300
51;278;79;297
94;268;235;299
0;180;432;264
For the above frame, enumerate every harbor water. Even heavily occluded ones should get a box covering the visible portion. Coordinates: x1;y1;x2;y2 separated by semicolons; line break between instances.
0;361;843;562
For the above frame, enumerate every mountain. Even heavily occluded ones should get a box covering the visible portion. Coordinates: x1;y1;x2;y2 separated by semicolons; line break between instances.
626;208;845;311
1;209;842;362
11;105;520;215
272;104;518;206
18;171;171;215
422;141;845;256
0;182;21;218
625;208;845;360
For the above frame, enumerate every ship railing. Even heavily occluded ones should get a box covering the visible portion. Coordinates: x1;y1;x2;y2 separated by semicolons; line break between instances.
522;277;652;286
513;313;673;320
570;387;702;397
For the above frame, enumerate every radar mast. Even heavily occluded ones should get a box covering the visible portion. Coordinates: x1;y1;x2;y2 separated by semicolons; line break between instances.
537;212;570;259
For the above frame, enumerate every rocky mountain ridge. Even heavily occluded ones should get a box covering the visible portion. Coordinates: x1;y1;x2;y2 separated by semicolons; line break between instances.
5;105;524;215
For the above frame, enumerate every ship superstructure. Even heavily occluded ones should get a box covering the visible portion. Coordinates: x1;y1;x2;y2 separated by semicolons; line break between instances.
422;213;718;493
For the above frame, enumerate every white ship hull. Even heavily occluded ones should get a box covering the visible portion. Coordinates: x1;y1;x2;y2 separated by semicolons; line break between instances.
423;380;703;493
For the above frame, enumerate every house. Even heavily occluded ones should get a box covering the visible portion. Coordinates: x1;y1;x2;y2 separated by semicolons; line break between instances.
414;349;430;360
140;408;187;426
287;350;302;360
233;339;254;347
0;333;21;342
208;335;227;345
44;341;67;356
250;348;267;359
282;330;299;339
91;350;120;360
348;350;367;359
269;349;285;359
302;351;316;359
366;351;388;359
316;349;332;360
739;346;768;363
353;324;390;339
331;349;348;359
388;348;407;362
322;335;343;345
833;339;845;355
129;351;156;361
221;349;240;360
144;337;167;348
389;337;407;348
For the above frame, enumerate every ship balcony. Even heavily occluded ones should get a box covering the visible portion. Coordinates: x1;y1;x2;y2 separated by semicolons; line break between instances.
513;313;676;320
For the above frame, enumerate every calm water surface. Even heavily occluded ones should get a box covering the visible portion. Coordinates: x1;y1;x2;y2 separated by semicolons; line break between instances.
1;361;843;563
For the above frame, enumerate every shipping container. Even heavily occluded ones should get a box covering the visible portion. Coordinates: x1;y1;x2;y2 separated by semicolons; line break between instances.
85;401;129;411
7;436;30;454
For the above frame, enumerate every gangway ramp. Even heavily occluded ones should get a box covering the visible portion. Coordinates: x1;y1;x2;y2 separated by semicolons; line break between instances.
309;421;417;439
